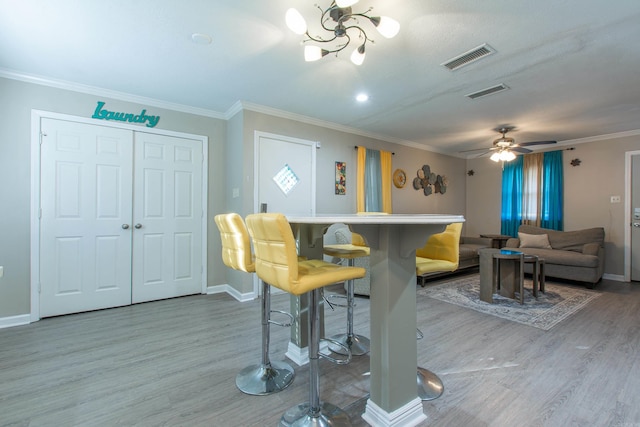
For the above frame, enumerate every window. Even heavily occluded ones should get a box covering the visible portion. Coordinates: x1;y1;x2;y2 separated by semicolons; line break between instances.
501;151;563;236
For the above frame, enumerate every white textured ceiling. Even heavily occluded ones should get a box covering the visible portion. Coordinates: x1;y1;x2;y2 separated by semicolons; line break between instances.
1;0;639;155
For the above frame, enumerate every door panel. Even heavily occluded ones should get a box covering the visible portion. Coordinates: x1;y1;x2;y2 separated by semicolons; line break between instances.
632;154;640;281
132;132;203;303
40;118;134;317
256;133;316;215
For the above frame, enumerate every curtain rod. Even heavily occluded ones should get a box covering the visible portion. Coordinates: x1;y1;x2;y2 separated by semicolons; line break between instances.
354;145;395;155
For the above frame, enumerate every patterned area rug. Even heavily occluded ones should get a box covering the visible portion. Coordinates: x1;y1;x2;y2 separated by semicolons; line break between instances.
417;274;601;330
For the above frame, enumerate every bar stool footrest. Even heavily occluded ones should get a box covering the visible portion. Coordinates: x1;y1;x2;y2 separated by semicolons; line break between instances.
325;293;349;308
328;333;370;356
319;338;352;365
268;309;295;327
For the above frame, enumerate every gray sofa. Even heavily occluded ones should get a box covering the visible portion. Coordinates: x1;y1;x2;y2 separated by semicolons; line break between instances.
503;224;605;288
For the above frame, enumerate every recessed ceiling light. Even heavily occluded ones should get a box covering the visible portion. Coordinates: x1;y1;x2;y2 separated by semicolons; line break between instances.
356;93;369;102
191;33;212;45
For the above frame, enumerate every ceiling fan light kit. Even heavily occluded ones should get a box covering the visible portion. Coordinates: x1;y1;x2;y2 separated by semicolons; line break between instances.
490;149;516;162
462;127;558;163
285;0;399;65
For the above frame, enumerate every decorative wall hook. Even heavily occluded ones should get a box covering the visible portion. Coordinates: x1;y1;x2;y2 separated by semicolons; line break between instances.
570;158;581;167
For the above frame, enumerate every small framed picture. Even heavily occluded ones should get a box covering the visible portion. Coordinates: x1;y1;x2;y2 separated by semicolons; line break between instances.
335;161;346;195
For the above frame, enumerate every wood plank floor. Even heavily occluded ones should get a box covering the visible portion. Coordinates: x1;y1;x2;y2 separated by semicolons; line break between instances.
1;275;639;426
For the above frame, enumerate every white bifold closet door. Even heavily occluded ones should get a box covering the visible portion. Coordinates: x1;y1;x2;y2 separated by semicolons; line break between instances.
39;118;202;317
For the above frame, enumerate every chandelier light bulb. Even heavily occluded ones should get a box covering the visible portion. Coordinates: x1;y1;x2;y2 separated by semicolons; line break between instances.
286;8;307;35
350;45;366;65
304;45;325;61
374;16;400;38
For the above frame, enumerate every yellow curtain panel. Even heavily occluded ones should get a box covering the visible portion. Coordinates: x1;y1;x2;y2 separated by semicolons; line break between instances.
356;146;392;214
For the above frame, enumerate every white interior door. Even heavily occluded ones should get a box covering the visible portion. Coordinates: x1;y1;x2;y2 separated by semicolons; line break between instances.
631;154;640;281
254;132;316;295
131;132;203;303
255;132;316;215
39;118;134;317
38;117;205;317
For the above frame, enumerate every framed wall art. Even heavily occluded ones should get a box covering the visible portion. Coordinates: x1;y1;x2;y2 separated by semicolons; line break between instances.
335;161;346;195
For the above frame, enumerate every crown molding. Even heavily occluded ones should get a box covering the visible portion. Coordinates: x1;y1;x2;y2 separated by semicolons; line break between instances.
11;67;631;156
0;68;226;119
557;129;640;145
235;101;445;154
2;68;440;153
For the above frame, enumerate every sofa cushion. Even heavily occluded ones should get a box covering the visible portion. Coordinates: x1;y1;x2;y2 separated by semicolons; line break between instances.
518;232;551;249
511;247;600;268
517;225;604;253
416;257;457;275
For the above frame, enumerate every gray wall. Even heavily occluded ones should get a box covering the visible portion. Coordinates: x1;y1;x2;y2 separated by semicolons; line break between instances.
0;78;468;318
7;74;633;320
465;135;640;277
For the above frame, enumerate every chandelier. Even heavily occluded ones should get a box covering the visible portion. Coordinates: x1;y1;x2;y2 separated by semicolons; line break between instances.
285;0;400;65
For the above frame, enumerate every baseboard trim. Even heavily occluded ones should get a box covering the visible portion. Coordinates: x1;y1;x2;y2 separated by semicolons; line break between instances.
286;342;309;366
602;273;625;282
0;314;31;329
206;284;256;302
362;397;427;427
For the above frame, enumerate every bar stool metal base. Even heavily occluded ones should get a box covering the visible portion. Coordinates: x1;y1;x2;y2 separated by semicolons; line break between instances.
328;333;370;356
279;401;352;427
235;361;295;396
417;367;444;401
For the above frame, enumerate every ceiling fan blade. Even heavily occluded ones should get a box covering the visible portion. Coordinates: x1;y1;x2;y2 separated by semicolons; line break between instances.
518;140;557;147
473;149;495;158
459;146;497;153
511;147;533;153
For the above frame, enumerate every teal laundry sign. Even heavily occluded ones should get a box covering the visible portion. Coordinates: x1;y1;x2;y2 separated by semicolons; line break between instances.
91;101;160;128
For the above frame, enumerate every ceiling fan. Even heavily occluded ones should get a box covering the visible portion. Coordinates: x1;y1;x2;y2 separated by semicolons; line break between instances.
462;126;557;162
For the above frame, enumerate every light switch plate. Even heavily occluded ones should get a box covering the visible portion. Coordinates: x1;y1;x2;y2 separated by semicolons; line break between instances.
0;266;3;278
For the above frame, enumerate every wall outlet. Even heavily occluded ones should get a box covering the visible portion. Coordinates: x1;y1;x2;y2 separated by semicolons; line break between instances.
611;195;621;203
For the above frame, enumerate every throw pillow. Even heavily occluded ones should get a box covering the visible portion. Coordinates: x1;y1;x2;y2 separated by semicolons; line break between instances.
518;232;552;249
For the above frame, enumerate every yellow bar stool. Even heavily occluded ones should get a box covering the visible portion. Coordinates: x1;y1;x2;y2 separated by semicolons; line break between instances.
246;213;366;427
322;231;370;356
214;213;295;396
415;222;463;400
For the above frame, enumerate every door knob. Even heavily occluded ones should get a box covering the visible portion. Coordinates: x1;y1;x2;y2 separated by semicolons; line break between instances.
122;224;130;229
633;223;640;228
134;223;143;229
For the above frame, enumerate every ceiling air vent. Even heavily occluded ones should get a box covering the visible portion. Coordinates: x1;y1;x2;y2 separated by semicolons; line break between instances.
466;83;509;100
442;43;495;71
